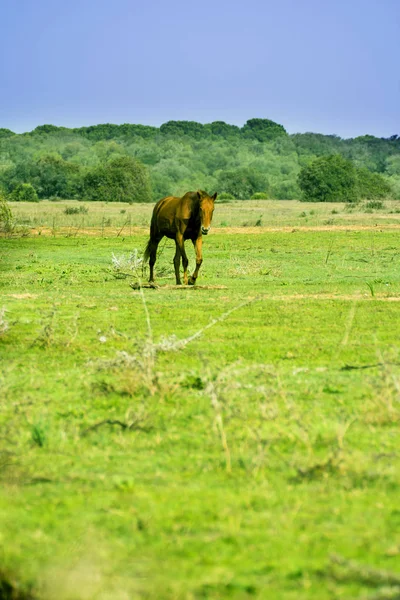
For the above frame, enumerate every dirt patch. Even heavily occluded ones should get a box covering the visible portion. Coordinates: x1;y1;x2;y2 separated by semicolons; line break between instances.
130;282;228;290
28;226;148;237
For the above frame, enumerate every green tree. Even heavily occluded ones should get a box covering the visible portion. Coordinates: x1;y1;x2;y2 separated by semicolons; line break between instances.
0;128;15;138
204;121;241;138
160;121;208;139
356;168;392;199
217;167;269;199
242;118;287;142
34;155;82;198
10;183;39;202
298;155;359;202
0;191;13;231
83;156;152;202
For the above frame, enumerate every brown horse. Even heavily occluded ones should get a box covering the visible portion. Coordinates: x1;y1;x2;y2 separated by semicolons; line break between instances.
144;190;217;285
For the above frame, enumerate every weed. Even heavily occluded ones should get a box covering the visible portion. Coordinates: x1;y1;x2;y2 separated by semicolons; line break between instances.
31;422;47;447
365;200;385;210
0;308;9;335
63;206;88;215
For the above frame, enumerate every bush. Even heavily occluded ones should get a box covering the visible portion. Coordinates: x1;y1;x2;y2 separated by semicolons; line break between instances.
364;200;385;210
0;192;13;232
64;205;88;215
251;192;268;200
298;155;359;202
356;168;391;199
218;192;235;201
10;183;39;202
83;156;152;202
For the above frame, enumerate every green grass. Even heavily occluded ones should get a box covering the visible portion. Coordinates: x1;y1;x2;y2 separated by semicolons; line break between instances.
8;197;400;232
1;202;400;599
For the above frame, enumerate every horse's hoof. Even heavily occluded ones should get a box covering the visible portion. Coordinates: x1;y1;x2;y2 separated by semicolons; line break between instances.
188;278;196;286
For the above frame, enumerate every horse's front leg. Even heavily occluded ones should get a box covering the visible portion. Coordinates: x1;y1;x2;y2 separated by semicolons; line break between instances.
176;233;189;285
189;237;203;285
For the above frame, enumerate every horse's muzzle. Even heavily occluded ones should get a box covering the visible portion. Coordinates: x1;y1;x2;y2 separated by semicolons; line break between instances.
201;227;210;235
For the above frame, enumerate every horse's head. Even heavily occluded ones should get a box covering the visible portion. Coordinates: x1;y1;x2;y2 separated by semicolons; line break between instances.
197;190;217;235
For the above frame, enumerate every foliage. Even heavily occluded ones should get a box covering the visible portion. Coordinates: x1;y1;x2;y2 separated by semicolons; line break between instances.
356;167;392;199
0;191;13;231
218;192;235;200
0;120;399;202
218;167;269;199
64;205;88;215
251;191;269;199
83;156;152;202
298;154;359;202
0;128;15;138
242;118;287;142
10;182;39;202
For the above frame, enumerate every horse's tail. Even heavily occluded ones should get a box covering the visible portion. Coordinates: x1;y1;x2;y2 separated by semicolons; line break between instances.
143;237;153;263
143;214;157;262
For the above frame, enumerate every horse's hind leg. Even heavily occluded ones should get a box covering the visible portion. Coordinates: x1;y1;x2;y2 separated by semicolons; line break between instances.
149;239;161;283
173;241;182;285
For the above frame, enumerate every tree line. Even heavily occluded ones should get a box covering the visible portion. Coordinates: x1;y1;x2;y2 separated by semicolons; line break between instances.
0;118;399;202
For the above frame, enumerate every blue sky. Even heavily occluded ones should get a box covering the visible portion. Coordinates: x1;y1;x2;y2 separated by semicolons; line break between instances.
1;0;399;137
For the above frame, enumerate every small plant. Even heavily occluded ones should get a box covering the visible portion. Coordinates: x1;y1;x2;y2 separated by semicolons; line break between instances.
251;192;268;200
255;215;263;226
331;209;339;214
366;281;375;297
31;422;47;447
300;211;307;217
64;205;88;215
120;209;126;214
0;192;13;232
365;200;385;210
0;308;9;335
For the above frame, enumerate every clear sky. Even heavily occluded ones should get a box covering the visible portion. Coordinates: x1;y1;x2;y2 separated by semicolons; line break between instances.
1;0;399;138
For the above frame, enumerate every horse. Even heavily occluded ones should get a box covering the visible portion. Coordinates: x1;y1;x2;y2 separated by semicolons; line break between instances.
144;190;217;285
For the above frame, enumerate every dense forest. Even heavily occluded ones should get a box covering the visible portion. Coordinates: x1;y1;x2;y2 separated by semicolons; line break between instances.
1;118;399;201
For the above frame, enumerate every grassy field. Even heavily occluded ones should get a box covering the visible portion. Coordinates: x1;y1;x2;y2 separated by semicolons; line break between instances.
9;198;400;233
1;200;400;599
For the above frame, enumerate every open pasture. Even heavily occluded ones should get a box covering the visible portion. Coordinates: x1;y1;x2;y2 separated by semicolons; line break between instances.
9;198;400;234
1;200;400;599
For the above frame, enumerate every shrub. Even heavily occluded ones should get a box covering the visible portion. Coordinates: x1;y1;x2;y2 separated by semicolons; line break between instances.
0;192;13;232
298;155;359;202
251;192;268;199
64;205;88;215
10;183;39;202
356;168;391;199
218;192;235;201
364;200;385;210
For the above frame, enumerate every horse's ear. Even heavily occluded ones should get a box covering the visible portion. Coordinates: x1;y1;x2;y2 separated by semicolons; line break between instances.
197;190;202;200
212;192;218;201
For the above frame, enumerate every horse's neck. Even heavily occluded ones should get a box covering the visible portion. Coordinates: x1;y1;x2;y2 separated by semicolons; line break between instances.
189;196;201;220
